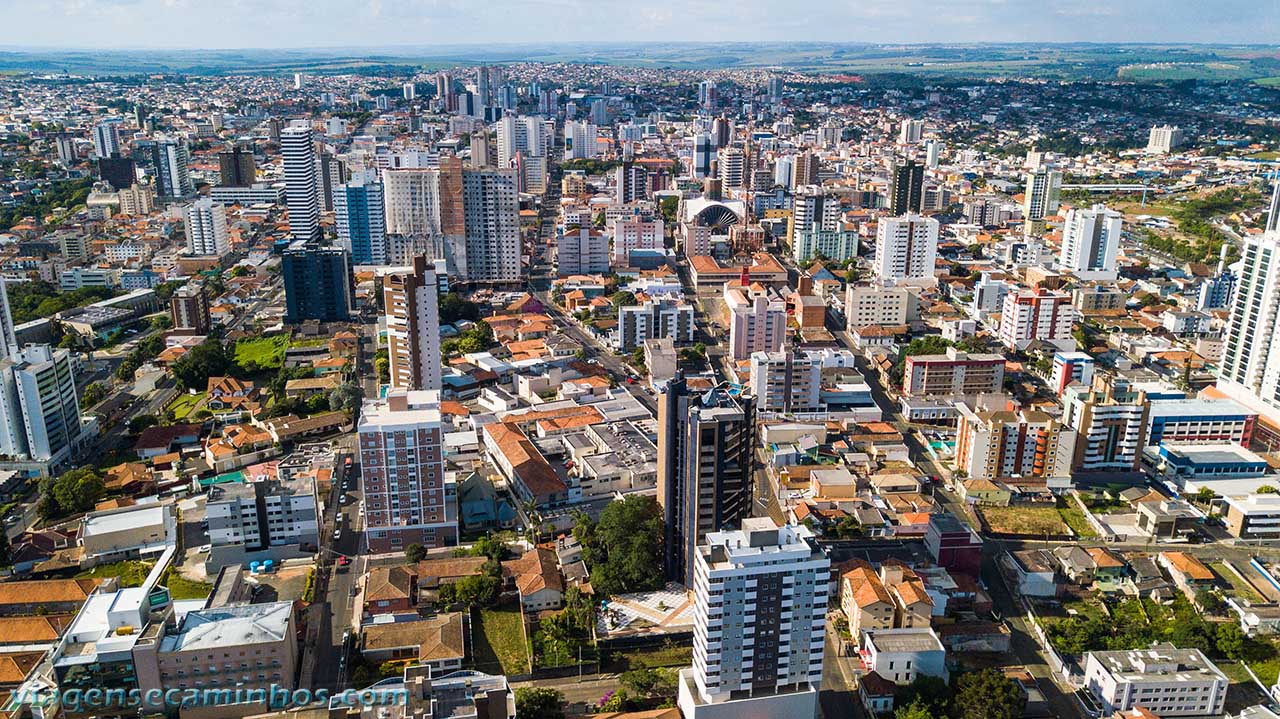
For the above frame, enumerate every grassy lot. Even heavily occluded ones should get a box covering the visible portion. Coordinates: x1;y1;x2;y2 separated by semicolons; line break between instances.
1211;562;1266;603
603;644;692;672
166;391;205;420
980;506;1070;536
1249;151;1280;161
77;560;152;586
289;337;330;348
234;335;288;370
473;607;529;675
1248;649;1280;686
1057;505;1098;539
164;573;213;600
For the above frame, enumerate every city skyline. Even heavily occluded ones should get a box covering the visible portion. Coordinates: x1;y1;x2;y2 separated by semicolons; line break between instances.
0;0;1276;49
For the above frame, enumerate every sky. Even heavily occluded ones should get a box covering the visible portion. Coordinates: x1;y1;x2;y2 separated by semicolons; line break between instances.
0;0;1276;49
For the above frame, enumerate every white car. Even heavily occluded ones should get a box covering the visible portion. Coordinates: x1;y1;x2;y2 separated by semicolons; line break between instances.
197;544;211;554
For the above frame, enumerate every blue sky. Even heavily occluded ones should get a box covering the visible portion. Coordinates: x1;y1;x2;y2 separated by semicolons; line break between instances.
0;0;1276;48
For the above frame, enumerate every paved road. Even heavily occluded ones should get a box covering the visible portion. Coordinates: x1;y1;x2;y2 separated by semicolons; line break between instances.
510;674;620;710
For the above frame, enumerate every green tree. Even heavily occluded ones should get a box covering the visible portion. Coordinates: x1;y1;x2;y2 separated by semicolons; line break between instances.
170;339;237;390
404;544;427;563
891;335;953;386
128;415;160;434
896;674;949;717
896;700;938;719
329;383;363;414
80;382;107;409
38;467;105;521
610;291;638;308
514;687;565;719
0;530;12;569
949;669;1026;719
576;495;664;596
1258;485;1279;494
438;293;482;324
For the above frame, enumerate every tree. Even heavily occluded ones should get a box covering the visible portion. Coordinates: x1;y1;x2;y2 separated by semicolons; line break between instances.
0;530;12;569
149;314;173;331
38;467;105;521
1216;621;1249;661
896;675;949;716
438;293;482;324
127;414;160;434
610;291;637;308
404;544;427;563
171;339;237;390
1259;485;1279;494
577;495;664;596
891;335;953;386
514;687;565;719
896;700;938;719
949;669;1026;719
80;382;106;409
1193;487;1216;503
620;667;677;699
453;573;501;607
329;383;363;414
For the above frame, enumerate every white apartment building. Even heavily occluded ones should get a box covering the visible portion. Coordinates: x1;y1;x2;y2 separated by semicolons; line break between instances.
616;299;694;351
1022;167;1062;235
0;345;87;472
874;214;939;284
92;120;121;158
183;198;230;257
564;120;599;160
556;228;609;276
280;126;320;241
845;284;913;329
717;147;746;188
1060;203;1122;279
898;118;924;144
1084;645;1226;717
385;256;442;392
496;114;547;168
1217;231;1280;424
359;389;458;552
205;477;318;555
678;519;829;719
792;186;841;235
611;218;664;265
725;285;786;361
998;289;1076;351
749;351;821;414
1147;125;1186;154
793;228;858;264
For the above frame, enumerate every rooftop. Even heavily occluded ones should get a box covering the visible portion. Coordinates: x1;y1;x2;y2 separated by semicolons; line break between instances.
159;601;292;653
863;627;945;654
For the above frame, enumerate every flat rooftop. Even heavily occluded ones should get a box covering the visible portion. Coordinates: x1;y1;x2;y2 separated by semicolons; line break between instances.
82;504;168;538
865;628;944;654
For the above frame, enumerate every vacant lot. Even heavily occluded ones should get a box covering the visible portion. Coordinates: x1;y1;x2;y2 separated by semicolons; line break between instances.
166;391;204;420
472;606;529;676
980;506;1070;536
234;336;288;370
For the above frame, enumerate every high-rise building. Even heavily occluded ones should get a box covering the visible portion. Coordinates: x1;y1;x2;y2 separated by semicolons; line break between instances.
318;150;346;212
998;289;1076;351
692;134;713;179
898;118;924;144
793;186;840;236
1217;231;1280;419
611;218;664;265
182;198;230;257
217;146;256;187
280;126;320;241
616;299;694;351
725;284;786;361
888;159;925;215
117;183;154;216
677;519;828;719
615;162;649;204
564;120;598;160
496;114;546;169
1022;167;1062;235
955;404;1077;483
556;228;610;277
773;156;794;189
873;214;939;283
385;255;442;392
333;179;387;265
359;389;458;551
97;156;136;191
767;76;784;101
717;147;746;188
590;99;607;126
657;379;755;584
0;345;86;470
792;151;819;187
1147;125;1186;154
1060;203;1122;278
460;165;521;283
281;241;353;323
1051;351;1096;395
54;133;77;166
697;81;718;111
169;282;210;335
403;83;416;101
139;137;193;197
711;117;731;149
92;120;121;159
1063;376;1150;474
924;139;942;169
749;350;822;414
0;279;19;359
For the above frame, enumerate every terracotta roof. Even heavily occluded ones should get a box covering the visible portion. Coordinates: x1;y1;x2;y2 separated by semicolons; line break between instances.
361;612;465;662
0;578;103;607
894;580;934;608
843;565;892;608
1086;547;1126;569
510;547;563;597
1160;552;1214;582
0;615;74;644
0;653;42;685
483;422;566;497
365;566;416;603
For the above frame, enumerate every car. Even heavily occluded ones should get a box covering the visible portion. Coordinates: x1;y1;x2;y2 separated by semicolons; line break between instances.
336;556;350;567
333;529;342;541
197;544;211;554
341;494;351;504
626;377;635;384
